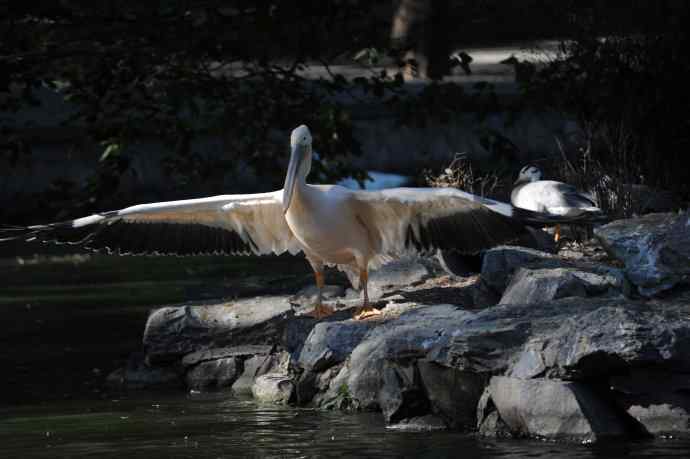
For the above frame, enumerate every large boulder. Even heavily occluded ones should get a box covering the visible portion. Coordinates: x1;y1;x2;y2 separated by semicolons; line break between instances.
367;257;431;298
321;305;472;413
143;297;295;364
181;345;273;390
480;246;625;295
298;320;377;373
595;211;690;296
510;302;690;380
481;376;629;442
185;358;241;390
499;267;622;305
252;373;295;404
232;351;291;395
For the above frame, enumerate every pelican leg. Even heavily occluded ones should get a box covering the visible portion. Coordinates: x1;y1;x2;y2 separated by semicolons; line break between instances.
353;268;382;321
554;224;562;243
305;270;335;319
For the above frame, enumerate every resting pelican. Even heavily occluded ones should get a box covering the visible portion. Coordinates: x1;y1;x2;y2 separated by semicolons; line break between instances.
1;126;589;320
511;164;605;242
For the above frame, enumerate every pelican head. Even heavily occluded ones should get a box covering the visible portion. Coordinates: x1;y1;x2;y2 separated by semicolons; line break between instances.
283;125;313;213
515;164;543;185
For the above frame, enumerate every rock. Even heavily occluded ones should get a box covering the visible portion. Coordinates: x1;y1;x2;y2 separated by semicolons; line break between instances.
143;297;294;364
378;361;429;423
185;357;241;390
510;304;690;380
480;246;625;295
481;246;560;292
181;345;273;368
478;411;513;438
290;284;345;305
322;305;473;413
595;211;690;296
486;376;628;442
368;257;430;298
232;351;291;395
499;267;621;305
182;345;278;390
252;373;295;404
298;320;377;372
611;369;690;436
106;353;181;390
417;359;485;429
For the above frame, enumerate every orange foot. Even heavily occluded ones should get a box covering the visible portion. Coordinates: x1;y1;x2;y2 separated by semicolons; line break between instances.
353;306;383;321
305;303;336;319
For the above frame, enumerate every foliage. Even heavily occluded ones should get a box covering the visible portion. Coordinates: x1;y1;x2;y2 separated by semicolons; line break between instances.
521;7;690;203
0;1;395;219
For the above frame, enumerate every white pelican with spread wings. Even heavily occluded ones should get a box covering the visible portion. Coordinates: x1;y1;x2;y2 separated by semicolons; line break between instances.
1;125;593;319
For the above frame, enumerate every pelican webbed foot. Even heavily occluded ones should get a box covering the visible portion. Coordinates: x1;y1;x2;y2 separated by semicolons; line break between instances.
305;303;336;319
353;305;382;321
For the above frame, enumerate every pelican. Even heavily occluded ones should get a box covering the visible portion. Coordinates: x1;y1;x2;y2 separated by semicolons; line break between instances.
2;126;589;320
511;164;605;242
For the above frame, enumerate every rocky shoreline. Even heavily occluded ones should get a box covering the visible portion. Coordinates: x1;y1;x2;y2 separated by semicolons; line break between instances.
107;211;690;443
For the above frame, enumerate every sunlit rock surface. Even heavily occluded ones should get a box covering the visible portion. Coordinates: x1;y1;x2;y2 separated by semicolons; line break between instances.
595;211;690;296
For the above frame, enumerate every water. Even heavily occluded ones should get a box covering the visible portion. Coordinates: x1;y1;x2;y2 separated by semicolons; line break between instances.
3;393;690;458
2;251;690;458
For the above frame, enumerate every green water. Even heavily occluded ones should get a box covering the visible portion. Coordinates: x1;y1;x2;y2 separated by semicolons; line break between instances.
1;250;689;458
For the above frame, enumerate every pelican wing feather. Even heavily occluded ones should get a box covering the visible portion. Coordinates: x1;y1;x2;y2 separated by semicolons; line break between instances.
0;191;301;256
351;187;575;256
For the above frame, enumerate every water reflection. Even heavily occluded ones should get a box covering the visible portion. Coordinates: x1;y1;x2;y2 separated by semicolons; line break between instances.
1;392;689;458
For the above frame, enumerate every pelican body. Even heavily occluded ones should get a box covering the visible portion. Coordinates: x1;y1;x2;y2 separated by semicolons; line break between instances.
1;126;594;320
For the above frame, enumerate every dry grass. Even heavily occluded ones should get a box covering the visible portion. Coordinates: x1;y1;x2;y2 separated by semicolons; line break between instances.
424;153;502;197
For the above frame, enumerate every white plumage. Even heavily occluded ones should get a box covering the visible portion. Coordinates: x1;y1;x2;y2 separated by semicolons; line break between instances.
1;128;592;320
511;164;605;241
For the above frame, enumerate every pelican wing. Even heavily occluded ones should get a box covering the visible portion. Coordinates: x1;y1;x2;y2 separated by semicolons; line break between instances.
0;191;301;256
351;187;572;256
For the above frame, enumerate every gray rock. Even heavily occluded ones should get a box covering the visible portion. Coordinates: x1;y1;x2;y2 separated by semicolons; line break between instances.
417;359;485;429
322;305;473;412
298;320;377;372
290;284;345;305
143;297;294;364
368;257;430;298
486;376;628;442
595;211;690;296
428;297;611;376
481;246;560;292
480;246;625;294
478;411;513;438
232;351;291;395
510;304;690;380
185;357;241;390
378;361;429;423
181;345;273;368
499;267;621;305
252;373;295;404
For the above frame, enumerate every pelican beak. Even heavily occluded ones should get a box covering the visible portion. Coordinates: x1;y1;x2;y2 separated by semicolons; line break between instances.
283;144;302;214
